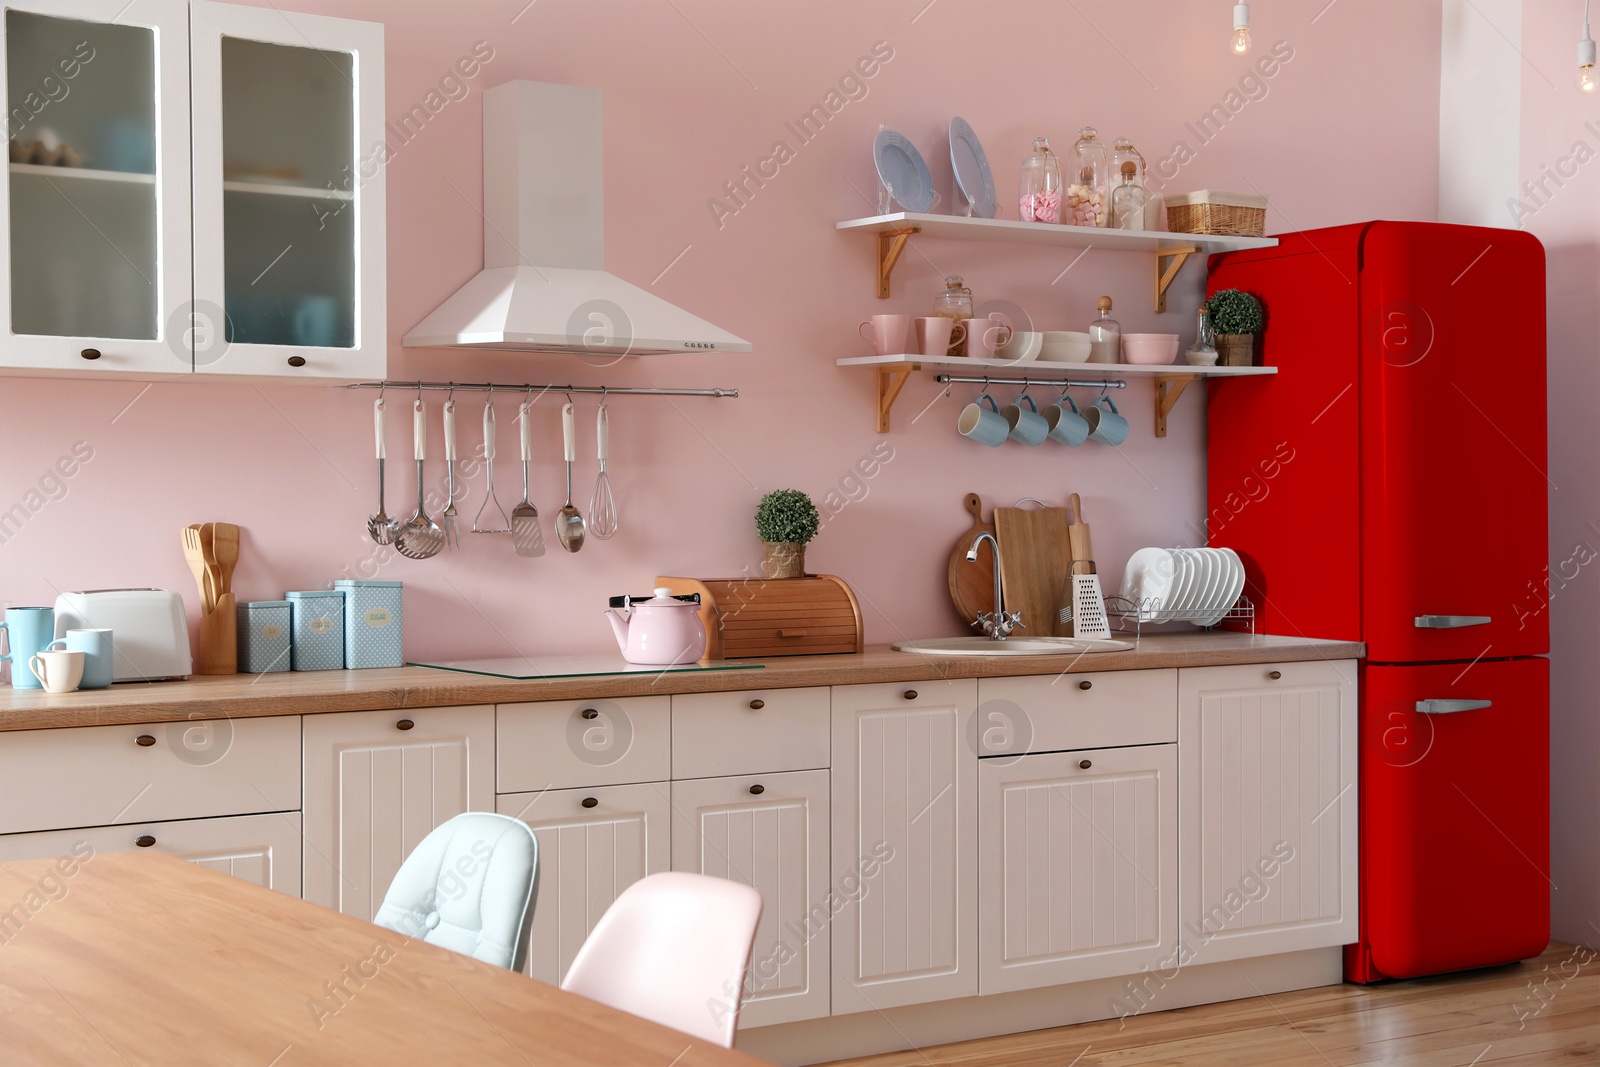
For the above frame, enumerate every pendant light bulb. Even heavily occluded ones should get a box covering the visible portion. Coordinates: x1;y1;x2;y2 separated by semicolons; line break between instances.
1231;2;1252;54
1583;1;1598;93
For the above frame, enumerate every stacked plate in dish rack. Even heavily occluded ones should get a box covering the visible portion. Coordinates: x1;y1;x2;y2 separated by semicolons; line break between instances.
1119;547;1246;625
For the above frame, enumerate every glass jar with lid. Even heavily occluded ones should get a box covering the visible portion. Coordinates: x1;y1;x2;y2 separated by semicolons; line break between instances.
1068;127;1110;227
1111;161;1149;229
934;276;973;356
1111;137;1159;228
1017;138;1062;223
1088;295;1121;363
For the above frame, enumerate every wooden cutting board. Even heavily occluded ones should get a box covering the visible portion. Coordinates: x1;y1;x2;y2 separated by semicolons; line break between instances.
994;504;1072;637
947;493;996;625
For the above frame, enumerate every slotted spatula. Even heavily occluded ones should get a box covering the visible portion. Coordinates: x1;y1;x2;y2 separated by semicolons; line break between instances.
511;399;545;557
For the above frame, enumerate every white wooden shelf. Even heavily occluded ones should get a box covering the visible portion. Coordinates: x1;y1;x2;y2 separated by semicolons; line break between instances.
222;180;354;200
8;163;155;185
836;353;1277;436
837;211;1278;311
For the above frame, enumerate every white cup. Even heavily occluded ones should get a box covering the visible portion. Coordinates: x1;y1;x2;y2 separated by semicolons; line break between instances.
28;649;84;694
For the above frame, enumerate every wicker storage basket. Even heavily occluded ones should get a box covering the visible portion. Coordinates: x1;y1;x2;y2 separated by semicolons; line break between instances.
1164;190;1268;237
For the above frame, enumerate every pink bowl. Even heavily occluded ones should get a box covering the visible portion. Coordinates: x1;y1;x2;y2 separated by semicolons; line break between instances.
1122;333;1180;365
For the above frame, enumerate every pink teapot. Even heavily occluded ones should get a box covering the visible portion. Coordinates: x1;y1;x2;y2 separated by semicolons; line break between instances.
605;587;707;665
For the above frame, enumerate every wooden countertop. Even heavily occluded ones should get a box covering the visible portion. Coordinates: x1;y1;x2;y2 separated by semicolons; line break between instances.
0;852;772;1067
0;632;1363;732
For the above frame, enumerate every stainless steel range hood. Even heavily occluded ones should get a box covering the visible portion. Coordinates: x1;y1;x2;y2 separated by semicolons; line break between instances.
402;82;750;356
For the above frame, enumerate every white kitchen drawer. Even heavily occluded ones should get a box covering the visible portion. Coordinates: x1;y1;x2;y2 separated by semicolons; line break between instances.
0;812;303;896
672;687;830;779
0;716;301;834
498;696;669;792
977;670;1176;756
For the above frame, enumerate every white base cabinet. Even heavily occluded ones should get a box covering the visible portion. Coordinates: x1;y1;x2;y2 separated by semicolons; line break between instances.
1178;661;1358;965
302;705;494;921
497;781;671;985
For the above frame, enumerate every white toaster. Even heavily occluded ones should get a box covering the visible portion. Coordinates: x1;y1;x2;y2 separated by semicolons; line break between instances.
53;589;192;682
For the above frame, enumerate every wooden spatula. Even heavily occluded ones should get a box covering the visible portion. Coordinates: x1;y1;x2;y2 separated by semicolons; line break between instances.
211;523;240;599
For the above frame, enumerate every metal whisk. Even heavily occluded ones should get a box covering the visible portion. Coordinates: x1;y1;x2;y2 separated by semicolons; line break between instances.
589;398;618;539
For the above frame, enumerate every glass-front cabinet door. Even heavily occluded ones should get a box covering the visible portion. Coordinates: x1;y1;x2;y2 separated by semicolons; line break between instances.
190;1;384;378
0;0;192;374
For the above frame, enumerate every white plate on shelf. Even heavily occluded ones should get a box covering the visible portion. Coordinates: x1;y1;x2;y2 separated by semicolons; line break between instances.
874;128;934;213
1166;550;1200;617
1200;548;1247;626
1121;548;1177;620
1189;549;1224;622
948;116;996;218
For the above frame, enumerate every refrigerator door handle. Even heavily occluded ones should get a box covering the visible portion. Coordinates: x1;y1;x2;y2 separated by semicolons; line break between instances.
1414;614;1492;629
1415;699;1493;715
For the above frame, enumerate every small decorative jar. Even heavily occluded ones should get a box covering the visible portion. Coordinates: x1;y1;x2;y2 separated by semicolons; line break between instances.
1068;127;1110;227
334;580;403;669
934;275;973;357
1017;138;1062;224
286;590;345;671
1088;295;1122;363
237;601;292;674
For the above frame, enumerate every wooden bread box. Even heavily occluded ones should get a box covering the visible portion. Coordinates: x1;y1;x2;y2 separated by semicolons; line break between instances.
655;574;863;659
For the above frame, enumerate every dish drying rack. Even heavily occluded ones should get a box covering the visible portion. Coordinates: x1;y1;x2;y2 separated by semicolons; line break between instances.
1103;594;1256;636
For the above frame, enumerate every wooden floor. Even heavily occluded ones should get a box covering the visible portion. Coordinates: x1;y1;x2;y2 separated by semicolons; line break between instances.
821;943;1599;1066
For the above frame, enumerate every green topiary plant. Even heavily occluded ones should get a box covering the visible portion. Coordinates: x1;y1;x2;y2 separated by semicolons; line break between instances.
755;489;820;545
1205;289;1265;334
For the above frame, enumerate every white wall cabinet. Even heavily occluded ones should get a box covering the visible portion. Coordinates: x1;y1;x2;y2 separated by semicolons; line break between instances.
0;0;384;380
671;769;831;1028
829;680;978;1014
1178;661;1358;965
978;745;1177;994
302;705;494;920
0;811;302;894
497;781;671;985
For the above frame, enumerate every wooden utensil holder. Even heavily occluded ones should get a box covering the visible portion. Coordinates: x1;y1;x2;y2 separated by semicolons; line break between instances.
197;593;237;675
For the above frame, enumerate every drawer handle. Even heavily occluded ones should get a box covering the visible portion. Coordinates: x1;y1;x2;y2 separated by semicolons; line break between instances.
135;734;156;747
1079;759;1092;770
748;699;765;710
749;784;765;795
1077;680;1092;690
396;719;415;731
135;835;156;848
1268;670;1282;680
81;348;101;360
777;630;806;638
581;708;599;720
903;689;918;700
581;797;599;809
287;355;307;368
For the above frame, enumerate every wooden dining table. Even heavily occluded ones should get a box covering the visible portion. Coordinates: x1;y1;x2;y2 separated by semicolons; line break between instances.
0;851;774;1066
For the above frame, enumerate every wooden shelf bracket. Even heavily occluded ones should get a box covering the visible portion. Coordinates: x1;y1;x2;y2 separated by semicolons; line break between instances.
1154;374;1198;437
1153;245;1199;312
875;363;918;432
876;227;919;298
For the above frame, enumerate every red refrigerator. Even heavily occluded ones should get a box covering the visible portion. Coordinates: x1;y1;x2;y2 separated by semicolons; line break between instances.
1205;221;1551;982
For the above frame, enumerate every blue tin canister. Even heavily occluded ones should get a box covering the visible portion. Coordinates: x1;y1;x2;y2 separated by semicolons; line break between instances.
333;580;403;669
237;600;293;674
285;591;345;671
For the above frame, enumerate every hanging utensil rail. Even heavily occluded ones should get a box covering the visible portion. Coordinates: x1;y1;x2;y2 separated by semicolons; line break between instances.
348;380;739;398
934;374;1128;391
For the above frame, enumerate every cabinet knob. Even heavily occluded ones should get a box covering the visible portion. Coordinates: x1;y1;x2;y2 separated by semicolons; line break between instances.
749;784;765;795
1077;679;1092;690
1079;759;1093;770
581;797;599;809
80;348;101;361
135;734;156;747
395;719;415;731
135;835;156;848
1268;670;1282;680
286;355;307;368
748;699;765;710
903;689;918;700
581;708;599;720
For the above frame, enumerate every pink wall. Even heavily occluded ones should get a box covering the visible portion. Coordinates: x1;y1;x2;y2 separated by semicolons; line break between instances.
1519;0;1600;948
0;0;1441;663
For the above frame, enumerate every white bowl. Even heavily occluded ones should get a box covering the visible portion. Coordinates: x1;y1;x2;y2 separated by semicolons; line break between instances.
1038;339;1092;363
997;331;1043;362
1122;333;1181;365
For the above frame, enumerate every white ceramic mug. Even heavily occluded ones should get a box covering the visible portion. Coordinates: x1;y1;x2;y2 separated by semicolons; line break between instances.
913;316;965;356
858;314;912;356
957;393;1009;447
1003;395;1049;446
962;315;1013;358
28;649;84;694
1083;395;1130;445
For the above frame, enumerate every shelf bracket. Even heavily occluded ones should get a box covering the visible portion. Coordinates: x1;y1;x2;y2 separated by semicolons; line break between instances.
875;363;918;432
1153;246;1200;312
1154;374;1198;437
876;227;919;298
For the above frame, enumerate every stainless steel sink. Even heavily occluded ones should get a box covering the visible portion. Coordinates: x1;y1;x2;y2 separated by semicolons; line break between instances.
891;636;1134;657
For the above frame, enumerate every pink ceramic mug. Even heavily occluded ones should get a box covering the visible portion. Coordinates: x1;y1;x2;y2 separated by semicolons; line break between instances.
858;314;912;356
913;316;966;356
962;315;1014;358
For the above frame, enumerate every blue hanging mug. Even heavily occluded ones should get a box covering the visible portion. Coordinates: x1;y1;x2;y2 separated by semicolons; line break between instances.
0;606;56;689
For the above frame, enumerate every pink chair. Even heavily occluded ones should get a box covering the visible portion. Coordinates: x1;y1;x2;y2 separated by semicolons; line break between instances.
559;872;763;1048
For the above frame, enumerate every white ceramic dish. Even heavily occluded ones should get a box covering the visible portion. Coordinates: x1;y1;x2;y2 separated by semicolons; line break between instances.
1121;547;1176;619
1122;332;1181;365
948;116;997;218
998;330;1043;361
874;129;934;213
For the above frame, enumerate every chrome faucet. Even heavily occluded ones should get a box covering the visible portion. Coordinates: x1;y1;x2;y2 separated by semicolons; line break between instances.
967;532;1024;640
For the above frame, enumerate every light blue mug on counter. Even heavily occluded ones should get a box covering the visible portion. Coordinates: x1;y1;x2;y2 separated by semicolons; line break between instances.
1;606;55;689
48;628;113;690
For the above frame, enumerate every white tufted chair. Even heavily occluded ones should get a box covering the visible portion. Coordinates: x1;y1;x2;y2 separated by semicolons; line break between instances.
372;812;539;971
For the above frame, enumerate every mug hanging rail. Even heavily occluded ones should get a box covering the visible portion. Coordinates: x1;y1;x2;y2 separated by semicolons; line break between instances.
348;380;739;399
934;375;1128;391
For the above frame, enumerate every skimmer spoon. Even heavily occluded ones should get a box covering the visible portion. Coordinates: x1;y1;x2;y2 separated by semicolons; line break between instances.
367;398;399;545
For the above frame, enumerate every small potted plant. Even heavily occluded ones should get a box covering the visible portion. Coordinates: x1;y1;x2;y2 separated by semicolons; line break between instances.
1205;289;1264;367
755;489;819;579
